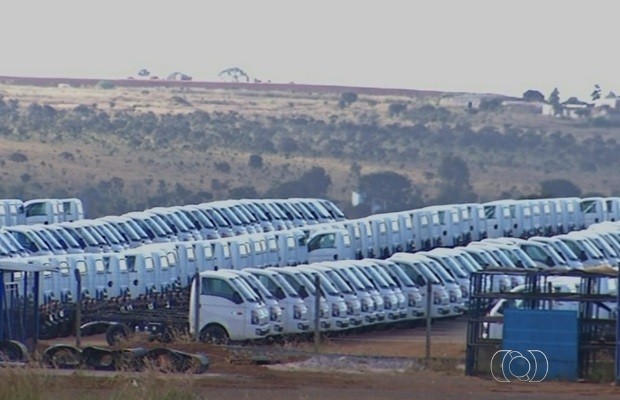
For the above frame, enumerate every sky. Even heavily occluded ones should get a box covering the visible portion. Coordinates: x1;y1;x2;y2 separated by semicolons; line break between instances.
2;0;618;100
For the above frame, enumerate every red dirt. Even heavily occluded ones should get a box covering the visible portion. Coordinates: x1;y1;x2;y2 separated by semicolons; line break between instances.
33;318;620;399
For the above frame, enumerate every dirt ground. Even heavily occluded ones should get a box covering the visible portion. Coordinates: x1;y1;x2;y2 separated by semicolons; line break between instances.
26;318;620;399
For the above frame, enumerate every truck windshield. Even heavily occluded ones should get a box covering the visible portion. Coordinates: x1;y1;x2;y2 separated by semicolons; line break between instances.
241;274;275;301
115;221;141;241
371;264;400;288
453;254;479;273
173;211;196;231
50;227;81;249
272;274;300;298
124;219;150;240
302;270;339;296
421;259;455;284
230;277;258;303
360;265;390;289
383;264;416;287
36;229;64;251
183;209;212;230
399;261;441;285
348;266;375;290
150;214;174;235
337;268;366;291
204;208;231;228
323;269;353;294
441;257;469;278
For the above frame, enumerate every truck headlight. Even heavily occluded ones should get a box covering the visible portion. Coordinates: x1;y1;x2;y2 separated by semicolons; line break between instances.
251;309;260;325
270;306;281;322
408;293;418;307
331;303;340;317
361;298;371;312
384;297;392;310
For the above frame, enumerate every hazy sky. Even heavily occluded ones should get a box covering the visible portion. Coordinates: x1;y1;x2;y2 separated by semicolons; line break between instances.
2;1;617;100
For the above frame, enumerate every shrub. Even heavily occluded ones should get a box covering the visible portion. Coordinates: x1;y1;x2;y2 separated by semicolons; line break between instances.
96;80;115;89
9;152;28;162
248;154;263;168
338;92;358;108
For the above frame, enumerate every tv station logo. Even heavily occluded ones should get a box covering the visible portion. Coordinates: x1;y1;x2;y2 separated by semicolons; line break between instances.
490;350;549;382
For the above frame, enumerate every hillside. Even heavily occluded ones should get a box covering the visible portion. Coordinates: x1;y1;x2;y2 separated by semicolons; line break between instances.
0;77;618;218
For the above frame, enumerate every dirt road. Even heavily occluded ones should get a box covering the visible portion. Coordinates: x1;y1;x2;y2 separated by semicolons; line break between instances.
29;318;620;399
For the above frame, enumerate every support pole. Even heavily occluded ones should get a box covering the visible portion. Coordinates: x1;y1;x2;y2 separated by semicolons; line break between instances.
314;275;321;354
193;273;200;342
615;265;620;385
74;268;81;348
33;271;40;350
425;281;432;366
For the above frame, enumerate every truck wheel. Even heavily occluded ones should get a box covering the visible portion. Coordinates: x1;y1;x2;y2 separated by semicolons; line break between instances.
106;324;129;346
199;325;229;345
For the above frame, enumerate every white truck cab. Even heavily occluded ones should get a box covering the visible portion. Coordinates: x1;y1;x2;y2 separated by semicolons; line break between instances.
307;263;365;328
276;266;332;331
388;253;451;318
306;228;354;263
245;268;310;335
190;270;271;343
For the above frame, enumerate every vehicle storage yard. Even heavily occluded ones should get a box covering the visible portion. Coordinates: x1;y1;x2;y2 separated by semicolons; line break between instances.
0;196;619;398
13;318;616;399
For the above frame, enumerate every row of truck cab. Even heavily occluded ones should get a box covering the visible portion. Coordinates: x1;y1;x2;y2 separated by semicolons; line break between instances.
4;195;620;343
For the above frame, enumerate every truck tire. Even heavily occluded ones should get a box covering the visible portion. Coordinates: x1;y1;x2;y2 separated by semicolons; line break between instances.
199;325;229;345
105;323;130;346
0;340;27;362
42;345;82;369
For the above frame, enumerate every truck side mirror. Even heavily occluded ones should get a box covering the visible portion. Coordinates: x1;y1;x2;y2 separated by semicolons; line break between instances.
579;250;587;261
275;287;285;300
232;291;243;304
416;276;426;286
545;256;554;267
298;286;308;299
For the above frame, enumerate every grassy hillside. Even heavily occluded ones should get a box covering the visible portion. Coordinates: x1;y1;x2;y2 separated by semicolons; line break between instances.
0;78;618;218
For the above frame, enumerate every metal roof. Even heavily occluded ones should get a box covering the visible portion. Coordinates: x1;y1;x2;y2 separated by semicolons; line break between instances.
0;259;59;273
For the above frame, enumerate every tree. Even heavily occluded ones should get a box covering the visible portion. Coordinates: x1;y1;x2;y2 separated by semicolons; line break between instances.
540;179;582;198
591;84;602;101
358;171;422;213
229;186;259;199
434;155;477;204
548;88;561;115
299;166;332;197
522;89;545;102
548;88;560;104
265;166;332;198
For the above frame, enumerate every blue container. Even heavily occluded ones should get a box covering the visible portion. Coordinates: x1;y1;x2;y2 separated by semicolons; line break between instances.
500;309;578;381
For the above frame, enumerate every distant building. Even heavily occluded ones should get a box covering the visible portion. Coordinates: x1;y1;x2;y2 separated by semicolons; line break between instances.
501;99;545;114
541;97;592;119
438;93;504;110
594;92;620;109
